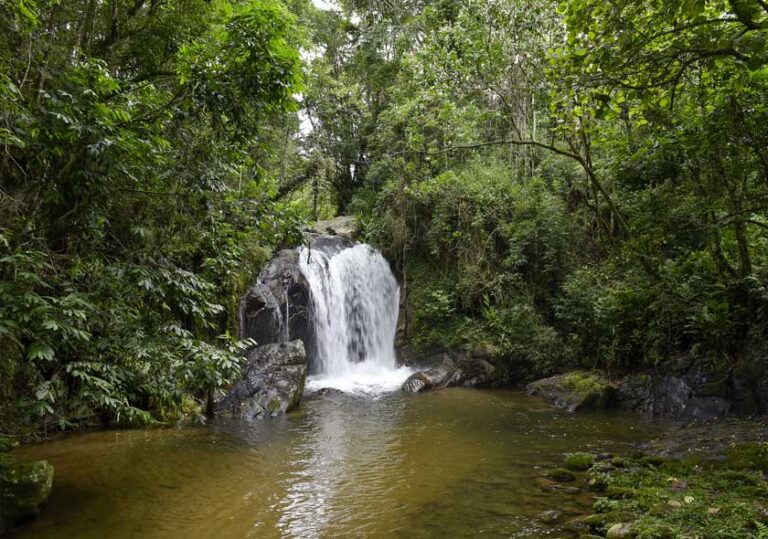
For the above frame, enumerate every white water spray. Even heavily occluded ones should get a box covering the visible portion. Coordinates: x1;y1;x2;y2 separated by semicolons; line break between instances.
298;242;411;394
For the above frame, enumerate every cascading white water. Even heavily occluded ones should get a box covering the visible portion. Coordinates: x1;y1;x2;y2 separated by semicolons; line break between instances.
298;242;412;394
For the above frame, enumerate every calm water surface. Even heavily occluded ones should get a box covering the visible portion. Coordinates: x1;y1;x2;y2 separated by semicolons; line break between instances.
13;389;662;538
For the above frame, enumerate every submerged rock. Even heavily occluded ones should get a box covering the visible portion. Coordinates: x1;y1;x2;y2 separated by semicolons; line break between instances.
0;439;54;533
217;340;307;420
526;371;616;412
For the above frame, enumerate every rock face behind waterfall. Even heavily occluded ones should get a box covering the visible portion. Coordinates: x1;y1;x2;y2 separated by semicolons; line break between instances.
217;341;307;419
239;249;311;349
239;235;354;359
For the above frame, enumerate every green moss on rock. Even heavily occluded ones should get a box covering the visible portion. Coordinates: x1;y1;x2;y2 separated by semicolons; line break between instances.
0;459;54;532
564;452;595;471
725;442;768;472
526;371;616;411
546;467;577;482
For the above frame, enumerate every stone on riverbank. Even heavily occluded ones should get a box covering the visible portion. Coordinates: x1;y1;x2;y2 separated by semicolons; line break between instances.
401;348;498;393
216;340;307;419
0;438;54;533
526;371;616;411
564;452;595;471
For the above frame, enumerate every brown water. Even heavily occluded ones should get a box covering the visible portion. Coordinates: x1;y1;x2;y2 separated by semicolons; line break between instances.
12;389;662;538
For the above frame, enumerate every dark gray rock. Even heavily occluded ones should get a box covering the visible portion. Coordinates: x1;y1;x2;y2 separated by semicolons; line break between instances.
617;372;732;421
239;249;311;348
239;235;354;372
217;340;307;420
401;349;498;393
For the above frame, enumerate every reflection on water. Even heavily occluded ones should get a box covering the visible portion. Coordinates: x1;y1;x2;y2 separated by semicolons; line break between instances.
12;389;663;538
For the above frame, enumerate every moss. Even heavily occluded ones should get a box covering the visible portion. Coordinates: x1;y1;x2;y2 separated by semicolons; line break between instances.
725;442;768;472
561;371;616;408
639;456;666;468
605;486;637;499
0;460;54;531
565;452;595;471
585;446;768;539
546;467;577;482
267;398;282;413
527;370;616;411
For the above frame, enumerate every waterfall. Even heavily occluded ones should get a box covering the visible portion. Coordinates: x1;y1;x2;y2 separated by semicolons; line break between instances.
298;242;411;394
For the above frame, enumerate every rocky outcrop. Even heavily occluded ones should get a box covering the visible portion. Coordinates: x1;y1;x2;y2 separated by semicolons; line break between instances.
239;235;353;371
0;437;54;533
525;353;768;420
239;249;311;349
526;371;617;412
217;340;307;420
616;373;731;421
313;216;360;239
615;351;768;421
401;348;498;393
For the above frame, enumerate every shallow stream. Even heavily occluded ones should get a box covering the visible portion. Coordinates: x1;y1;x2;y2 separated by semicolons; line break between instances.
13;389;662;538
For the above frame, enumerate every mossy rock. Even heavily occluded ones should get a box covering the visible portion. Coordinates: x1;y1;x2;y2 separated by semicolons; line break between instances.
546;467;577;482
725;443;768;472
583;511;637;533
0;436;17;454
605;486;637;499
635;523;677;539
565;452;595;471
0;460;54;531
606;522;636;539
640;456;666;468
526;371;617;411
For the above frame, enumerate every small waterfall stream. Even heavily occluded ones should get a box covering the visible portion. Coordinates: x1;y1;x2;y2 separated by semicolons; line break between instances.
298;242;411;393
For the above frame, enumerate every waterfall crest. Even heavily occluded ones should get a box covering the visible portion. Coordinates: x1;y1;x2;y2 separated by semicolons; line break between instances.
298;242;411;393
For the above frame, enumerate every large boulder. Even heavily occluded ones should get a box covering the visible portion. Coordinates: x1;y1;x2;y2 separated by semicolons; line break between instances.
239;235;353;372
217;340;308;420
526;371;617;412
616;373;730;421
0;438;54;533
239;249;311;349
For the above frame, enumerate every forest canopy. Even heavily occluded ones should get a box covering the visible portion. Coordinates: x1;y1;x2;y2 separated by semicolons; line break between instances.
2;0;768;433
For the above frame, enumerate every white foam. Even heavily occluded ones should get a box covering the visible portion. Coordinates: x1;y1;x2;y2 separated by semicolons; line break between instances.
299;242;408;396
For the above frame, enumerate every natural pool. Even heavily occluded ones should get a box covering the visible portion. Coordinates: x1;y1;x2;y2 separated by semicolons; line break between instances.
12;389;663;538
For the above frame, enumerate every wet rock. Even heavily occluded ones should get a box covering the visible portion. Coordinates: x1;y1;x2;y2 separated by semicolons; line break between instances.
606;522;635;539
564;452;595;471
401;349;497;393
314;387;344;396
313;216;360;239
239;249;311;348
0;459;54;532
546;468;576;482
526;371;616;412
613;350;768;420
240;235;360;374
537;509;563;524
217;340;307;419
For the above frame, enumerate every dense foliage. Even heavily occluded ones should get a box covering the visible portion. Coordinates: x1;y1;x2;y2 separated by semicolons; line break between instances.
296;0;768;382
3;0;768;432
0;0;305;432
